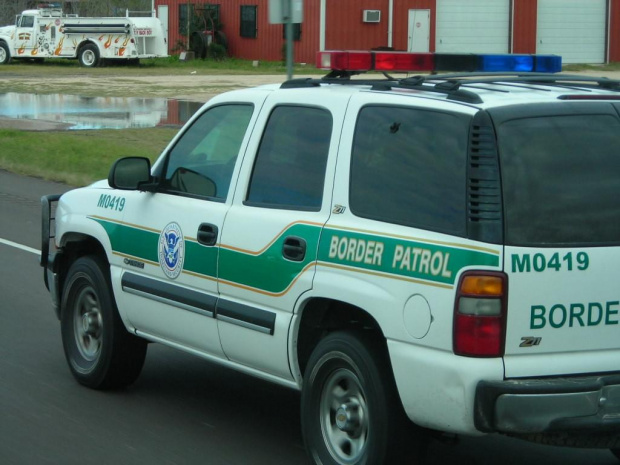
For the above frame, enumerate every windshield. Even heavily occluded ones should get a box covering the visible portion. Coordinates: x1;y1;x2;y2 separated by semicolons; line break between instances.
497;109;620;246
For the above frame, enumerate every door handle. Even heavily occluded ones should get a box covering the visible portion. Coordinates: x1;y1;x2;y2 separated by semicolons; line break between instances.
197;223;218;246
282;236;306;262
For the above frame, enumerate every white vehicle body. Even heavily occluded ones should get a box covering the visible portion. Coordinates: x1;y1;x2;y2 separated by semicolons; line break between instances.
0;7;167;66
41;51;620;464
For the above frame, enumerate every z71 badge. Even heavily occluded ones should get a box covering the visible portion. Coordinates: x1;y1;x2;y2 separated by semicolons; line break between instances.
159;222;184;279
520;336;542;348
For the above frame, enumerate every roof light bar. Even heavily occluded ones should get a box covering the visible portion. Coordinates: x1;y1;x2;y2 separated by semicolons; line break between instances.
317;51;562;74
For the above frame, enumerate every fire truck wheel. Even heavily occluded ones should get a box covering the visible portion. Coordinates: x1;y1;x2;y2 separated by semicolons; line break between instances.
78;44;100;68
0;42;11;65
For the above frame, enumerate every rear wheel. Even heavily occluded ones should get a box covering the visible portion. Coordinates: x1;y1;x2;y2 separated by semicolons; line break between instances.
61;255;147;389
0;42;11;65
301;331;419;465
78;44;99;67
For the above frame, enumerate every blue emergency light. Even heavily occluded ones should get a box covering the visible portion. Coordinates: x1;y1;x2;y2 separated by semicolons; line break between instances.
317;51;562;74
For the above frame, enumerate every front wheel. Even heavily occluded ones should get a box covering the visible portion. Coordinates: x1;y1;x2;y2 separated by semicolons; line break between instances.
301;331;417;465
78;44;99;67
61;255;147;389
0;42;11;65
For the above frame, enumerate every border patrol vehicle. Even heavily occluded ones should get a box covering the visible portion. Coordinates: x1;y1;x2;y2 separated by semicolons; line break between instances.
0;4;167;67
41;51;620;464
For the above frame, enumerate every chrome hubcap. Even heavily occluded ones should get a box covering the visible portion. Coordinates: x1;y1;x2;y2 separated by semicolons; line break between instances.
83;50;95;66
73;287;102;361
320;367;369;464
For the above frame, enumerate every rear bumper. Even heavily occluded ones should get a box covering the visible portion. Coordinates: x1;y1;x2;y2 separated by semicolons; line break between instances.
475;374;620;434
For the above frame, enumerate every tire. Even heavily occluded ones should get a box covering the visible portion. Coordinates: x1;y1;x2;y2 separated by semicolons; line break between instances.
61;255;147;390
0;42;11;65
611;449;620;461
301;331;419;465
78;44;99;67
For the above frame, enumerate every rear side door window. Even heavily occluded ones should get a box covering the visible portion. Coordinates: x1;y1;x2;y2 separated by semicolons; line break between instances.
245;105;332;210
349;105;470;236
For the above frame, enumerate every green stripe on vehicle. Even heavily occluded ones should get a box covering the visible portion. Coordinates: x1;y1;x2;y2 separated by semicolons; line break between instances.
318;228;499;286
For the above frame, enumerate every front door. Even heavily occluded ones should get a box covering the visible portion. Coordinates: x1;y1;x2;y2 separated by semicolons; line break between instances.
408;9;430;53
111;101;257;356
15;14;36;57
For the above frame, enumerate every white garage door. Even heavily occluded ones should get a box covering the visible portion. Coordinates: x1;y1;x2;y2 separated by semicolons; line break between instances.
537;0;607;64
436;0;510;53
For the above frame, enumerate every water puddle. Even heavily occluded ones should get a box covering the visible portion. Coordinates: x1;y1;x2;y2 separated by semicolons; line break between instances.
0;92;203;130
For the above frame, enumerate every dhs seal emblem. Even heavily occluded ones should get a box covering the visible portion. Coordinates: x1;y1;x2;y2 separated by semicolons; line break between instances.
159;222;185;279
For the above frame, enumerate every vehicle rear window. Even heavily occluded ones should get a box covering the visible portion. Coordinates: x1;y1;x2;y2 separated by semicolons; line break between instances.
498;114;620;246
350;106;469;235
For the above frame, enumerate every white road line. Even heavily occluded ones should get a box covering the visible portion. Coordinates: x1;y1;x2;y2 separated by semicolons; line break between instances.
0;238;40;255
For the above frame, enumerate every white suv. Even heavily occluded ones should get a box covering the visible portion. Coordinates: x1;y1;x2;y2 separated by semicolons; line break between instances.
42;51;620;464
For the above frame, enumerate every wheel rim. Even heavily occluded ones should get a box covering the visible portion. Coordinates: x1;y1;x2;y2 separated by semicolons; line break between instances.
82;50;96;66
72;285;103;361
319;367;369;464
0;48;6;64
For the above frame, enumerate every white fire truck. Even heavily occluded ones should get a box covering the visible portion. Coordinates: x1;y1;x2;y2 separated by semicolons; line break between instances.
0;5;167;67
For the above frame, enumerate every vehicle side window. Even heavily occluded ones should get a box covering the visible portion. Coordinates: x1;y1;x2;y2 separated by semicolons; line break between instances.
19;15;34;28
350;106;468;235
246;106;332;210
163;104;253;200
498;113;620;246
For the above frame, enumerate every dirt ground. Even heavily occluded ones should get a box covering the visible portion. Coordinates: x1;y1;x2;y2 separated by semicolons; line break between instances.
2;70;620;131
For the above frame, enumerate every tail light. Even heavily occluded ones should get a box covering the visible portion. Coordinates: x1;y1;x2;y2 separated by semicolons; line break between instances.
453;271;507;357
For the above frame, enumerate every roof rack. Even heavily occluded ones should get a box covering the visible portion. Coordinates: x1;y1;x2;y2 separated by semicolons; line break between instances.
280;72;620;105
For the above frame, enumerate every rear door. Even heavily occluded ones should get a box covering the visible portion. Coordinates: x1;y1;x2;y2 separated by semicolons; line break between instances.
492;102;620;378
216;89;348;381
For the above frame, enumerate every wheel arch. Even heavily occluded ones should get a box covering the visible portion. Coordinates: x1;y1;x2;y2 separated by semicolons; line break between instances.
294;297;388;380
55;233;109;313
77;39;100;54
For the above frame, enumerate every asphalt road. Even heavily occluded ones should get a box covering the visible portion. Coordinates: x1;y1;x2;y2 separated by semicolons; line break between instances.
0;169;617;465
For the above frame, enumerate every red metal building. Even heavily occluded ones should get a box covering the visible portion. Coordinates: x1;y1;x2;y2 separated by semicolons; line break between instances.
154;0;620;64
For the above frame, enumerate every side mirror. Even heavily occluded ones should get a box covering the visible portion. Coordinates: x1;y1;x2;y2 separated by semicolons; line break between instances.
108;157;153;190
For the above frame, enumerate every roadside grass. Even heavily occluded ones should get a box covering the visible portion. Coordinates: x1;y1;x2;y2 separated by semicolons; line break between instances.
563;62;620;72
0;56;322;76
0;127;178;186
1;57;619;186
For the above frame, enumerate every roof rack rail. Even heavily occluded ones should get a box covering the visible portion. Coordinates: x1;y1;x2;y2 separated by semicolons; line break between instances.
280;74;481;104
280;72;620;104
420;73;620;92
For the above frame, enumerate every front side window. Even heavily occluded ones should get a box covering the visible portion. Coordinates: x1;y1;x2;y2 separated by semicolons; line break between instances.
350;106;469;235
246;106;332;210
240;5;257;38
498;113;620;246
19;15;34;28
163;104;254;200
